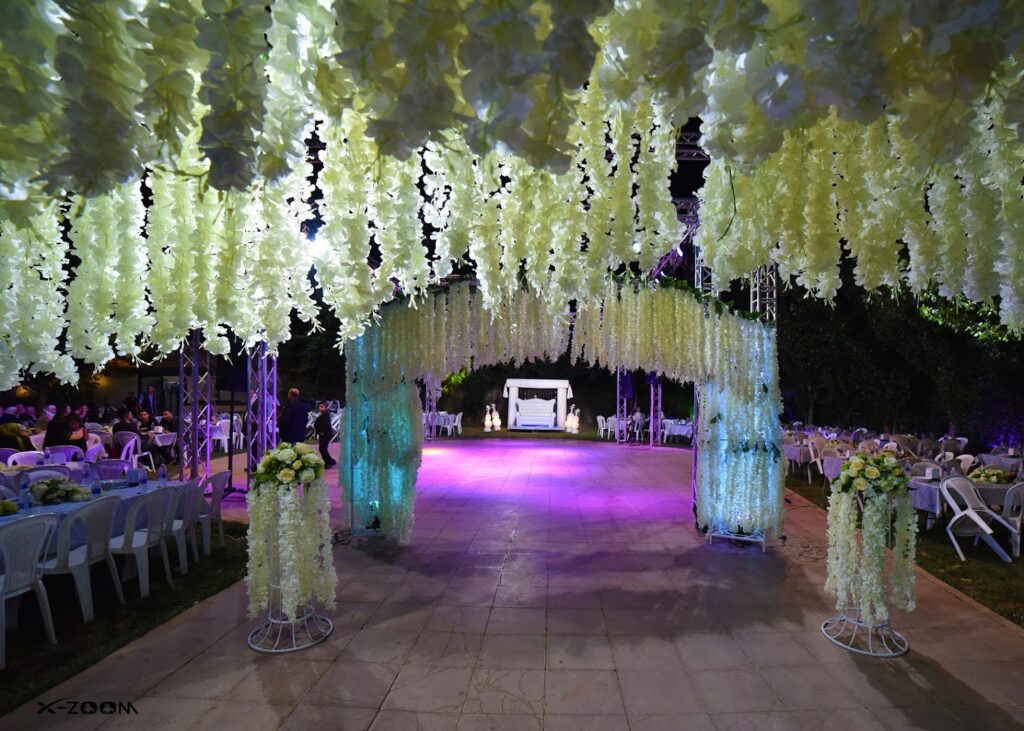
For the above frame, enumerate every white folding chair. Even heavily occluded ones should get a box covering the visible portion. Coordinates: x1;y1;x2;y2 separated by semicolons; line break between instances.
8;451;43;467
166;479;204;574
109;486;175;598
1001;483;1024;559
0;514;58;669
42;496;124;622
199;471;230;555
939;476;1018;563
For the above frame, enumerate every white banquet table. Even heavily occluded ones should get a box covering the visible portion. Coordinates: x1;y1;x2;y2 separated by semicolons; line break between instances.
660;420;692;442
978;454;1024;473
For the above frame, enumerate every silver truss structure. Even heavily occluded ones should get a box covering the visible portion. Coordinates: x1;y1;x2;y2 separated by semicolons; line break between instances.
246;342;278;489
676;133;709;162
750;264;779;324
178;330;212;480
422;374;441;441
650;197;701;280
615;367;630;444
649;376;662;447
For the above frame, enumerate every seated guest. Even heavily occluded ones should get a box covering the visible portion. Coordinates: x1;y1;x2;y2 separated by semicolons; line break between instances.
138;410;154;431
112;408;141;435
21;405;37;426
0;406;19;425
43;414;88;451
36;404;57;430
74;403;90;422
160;410;177;434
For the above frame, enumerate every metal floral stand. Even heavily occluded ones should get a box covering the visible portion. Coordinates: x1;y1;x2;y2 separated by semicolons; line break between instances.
821;611;909;658
821;493;910;658
247;516;333;654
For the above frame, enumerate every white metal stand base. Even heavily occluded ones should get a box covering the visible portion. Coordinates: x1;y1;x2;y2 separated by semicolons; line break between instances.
248;604;333;654
707;528;767;553
821;611;909;658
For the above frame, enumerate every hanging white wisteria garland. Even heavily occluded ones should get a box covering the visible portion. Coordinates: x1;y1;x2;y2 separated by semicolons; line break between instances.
3;1;1024;387
695;98;1024;331
343;281;784;542
246;441;336;620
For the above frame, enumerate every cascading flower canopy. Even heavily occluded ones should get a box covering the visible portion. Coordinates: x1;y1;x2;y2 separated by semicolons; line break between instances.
1;0;1023;389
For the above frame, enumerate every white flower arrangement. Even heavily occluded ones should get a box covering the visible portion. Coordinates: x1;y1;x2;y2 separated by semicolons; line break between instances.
246;442;336;621
825;452;918;627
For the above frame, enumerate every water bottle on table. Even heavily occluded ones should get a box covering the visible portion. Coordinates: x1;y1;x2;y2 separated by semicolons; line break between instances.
158;464;168;486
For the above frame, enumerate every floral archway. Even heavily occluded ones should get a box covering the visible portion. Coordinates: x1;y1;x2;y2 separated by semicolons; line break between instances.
342;281;785;544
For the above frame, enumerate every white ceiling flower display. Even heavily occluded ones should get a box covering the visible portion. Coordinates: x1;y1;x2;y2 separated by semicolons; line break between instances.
0;0;1022;385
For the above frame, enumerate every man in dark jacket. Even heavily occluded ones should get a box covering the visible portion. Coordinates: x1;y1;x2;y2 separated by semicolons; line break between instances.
313;401;337;468
278;388;309;445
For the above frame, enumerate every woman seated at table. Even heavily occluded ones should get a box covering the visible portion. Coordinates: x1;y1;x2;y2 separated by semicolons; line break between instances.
43;413;88;451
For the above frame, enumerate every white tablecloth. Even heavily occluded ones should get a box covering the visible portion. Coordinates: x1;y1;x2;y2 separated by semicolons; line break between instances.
910;478;1015;526
783;444;811;464
661;420;692;441
977;454;1024;473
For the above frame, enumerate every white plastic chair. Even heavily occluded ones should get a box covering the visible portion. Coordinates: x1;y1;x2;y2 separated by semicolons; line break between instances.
8;451;43;467
939;476;1018;563
84;444;104;462
49;445;84;463
199;471;230;555
597;415;607;438
0;448;18;464
42;496;124;622
606;416;617;440
14;466;71;493
93;459;131;480
955;437;969;452
0;514;58;669
166;479;204;574
450;412;463;436
956;454;976;475
1000;483;1024;559
109;486;175;598
117;433;155;471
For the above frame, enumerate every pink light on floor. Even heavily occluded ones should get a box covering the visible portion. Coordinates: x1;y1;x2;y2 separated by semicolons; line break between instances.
414;438;693;522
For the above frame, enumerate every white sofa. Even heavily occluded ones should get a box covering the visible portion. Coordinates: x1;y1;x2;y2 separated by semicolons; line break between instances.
515;398;557;428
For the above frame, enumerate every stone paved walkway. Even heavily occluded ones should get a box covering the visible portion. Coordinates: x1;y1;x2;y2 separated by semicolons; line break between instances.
9;439;1024;730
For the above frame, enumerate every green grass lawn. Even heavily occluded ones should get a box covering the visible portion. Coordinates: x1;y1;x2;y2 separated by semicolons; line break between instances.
786;471;1024;628
0;521;248;715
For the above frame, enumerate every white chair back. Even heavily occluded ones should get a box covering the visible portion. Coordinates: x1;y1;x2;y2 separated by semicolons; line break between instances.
84;444;104;462
205;471;230;517
0;514;57;597
115;486;175;550
51;496;119;571
116;432;139;460
93;459;131;479
455;412;463;434
15;466;71;491
8;451;43;466
941;477;992;517
49;445;84;462
166;479;204;533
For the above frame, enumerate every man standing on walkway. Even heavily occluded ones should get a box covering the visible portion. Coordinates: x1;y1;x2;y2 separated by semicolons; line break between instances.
313;401;337;468
278;387;309;445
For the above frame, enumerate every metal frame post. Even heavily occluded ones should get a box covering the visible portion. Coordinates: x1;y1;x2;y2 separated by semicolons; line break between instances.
246;342;278;489
423;375;439;441
178;330;212;480
649;376;663;447
750;264;778;324
615;367;629;444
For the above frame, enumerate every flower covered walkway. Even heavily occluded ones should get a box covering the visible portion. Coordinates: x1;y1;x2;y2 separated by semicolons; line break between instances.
9;440;1024;730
